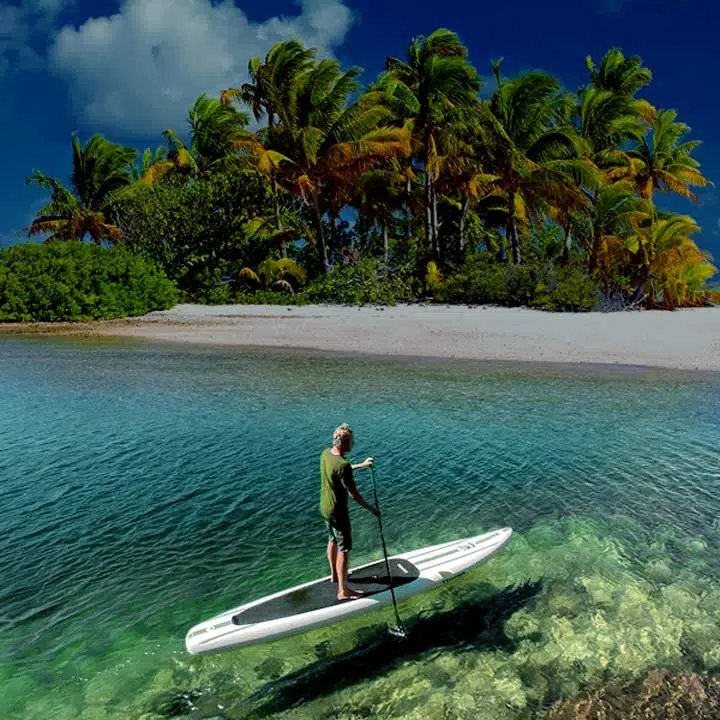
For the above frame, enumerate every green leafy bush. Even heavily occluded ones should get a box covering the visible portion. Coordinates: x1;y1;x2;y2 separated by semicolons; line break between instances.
187;274;234;305
437;253;538;306
114;171;274;299
233;290;307;305
0;241;178;321
303;259;415;305
531;268;601;312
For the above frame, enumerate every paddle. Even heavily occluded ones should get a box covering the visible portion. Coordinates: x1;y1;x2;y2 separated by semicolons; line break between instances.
369;464;407;639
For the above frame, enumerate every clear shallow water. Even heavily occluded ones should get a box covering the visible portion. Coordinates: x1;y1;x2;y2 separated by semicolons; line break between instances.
2;337;720;719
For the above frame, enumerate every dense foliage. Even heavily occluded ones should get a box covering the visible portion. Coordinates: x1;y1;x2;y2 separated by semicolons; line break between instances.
24;32;718;311
0;242;178;321
113;171;274;302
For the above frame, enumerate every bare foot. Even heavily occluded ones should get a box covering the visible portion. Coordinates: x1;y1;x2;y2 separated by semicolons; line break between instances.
337;590;364;601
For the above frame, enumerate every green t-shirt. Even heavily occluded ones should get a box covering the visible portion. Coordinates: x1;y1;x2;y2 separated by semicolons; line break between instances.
319;448;356;520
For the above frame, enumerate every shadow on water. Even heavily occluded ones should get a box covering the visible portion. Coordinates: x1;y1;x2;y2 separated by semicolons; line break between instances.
244;580;542;718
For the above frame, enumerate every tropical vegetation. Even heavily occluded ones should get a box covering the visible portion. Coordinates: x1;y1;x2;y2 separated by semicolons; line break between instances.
21;32;718;311
0;242;177;321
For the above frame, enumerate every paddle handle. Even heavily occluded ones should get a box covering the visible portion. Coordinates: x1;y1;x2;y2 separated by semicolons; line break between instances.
369;464;405;636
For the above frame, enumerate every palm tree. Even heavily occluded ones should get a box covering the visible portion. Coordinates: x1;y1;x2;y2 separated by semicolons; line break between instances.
26;133;136;243
379;29;482;258
143;94;251;182
574;181;646;281
264;58;411;272
131;146;167;181
623;109;709;202
429;119;501;258
353;167;406;261
482;66;596;264
660;256;718;308
188;94;250;171
577;48;654;176
585;48;652;102
222;40;316;129
237;257;307;293
626;212;715;308
574;86;646;175
222;40;317;246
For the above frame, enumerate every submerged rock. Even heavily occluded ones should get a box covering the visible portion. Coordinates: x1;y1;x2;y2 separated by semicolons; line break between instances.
142;687;206;716
550;670;720;719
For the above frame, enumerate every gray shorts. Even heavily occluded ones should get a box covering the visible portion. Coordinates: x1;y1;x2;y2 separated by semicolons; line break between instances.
325;516;352;553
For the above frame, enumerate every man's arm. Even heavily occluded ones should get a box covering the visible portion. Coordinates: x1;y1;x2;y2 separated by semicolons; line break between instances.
343;462;380;518
347;484;380;518
351;456;373;471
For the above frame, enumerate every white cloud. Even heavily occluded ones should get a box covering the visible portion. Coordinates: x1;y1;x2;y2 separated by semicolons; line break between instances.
27;0;72;13
49;0;354;137
0;4;34;73
0;0;73;73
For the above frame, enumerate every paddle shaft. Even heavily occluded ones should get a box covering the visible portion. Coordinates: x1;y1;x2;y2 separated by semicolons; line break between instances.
369;464;406;636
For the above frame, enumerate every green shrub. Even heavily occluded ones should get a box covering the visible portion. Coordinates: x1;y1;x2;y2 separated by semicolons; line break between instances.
303;259;415;305
232;290;307;305
184;283;233;305
437;254;537;306
177;266;233;305
0;241;178;321
114;171;274;299
424;261;444;294
531;268;601;312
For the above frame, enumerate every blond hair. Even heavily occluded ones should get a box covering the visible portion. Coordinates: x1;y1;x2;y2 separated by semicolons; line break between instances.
332;423;353;449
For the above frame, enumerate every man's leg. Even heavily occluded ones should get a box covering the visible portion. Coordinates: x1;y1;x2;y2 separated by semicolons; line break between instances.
325;520;338;582
327;539;338;583
336;549;351;599
334;519;360;600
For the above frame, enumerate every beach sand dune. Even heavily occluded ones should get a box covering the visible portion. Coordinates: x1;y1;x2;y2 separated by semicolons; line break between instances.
86;304;720;372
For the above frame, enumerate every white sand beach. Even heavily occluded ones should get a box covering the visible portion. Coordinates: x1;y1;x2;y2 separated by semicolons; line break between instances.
89;304;720;372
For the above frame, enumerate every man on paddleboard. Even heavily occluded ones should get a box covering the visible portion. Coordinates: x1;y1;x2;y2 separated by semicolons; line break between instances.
320;423;380;601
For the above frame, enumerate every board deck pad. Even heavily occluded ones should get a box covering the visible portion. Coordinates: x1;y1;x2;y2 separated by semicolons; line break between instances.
233;558;420;625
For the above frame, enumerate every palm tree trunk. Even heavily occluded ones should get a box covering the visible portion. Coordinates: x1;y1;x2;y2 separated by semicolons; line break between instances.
330;210;339;265
267;114;286;257
507;190;520;264
589;234;599;273
272;177;286;258
405;175;412;245
382;221;389;263
431;179;439;260
312;191;330;273
591;235;613;294
425;170;433;255
272;175;287;257
560;226;571;266
631;273;653;308
459;196;471;254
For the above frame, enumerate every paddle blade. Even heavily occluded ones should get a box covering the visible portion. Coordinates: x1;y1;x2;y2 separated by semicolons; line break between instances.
388;624;408;639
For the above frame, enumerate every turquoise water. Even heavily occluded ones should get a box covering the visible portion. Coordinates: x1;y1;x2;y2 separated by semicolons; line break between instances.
2;336;720;720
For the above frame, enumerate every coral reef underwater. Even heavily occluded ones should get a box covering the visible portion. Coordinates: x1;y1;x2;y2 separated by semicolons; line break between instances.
116;515;720;720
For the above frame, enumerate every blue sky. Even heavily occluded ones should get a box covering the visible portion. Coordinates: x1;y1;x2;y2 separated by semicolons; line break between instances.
1;0;718;254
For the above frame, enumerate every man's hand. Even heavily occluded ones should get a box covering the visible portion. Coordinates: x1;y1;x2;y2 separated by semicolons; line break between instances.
351;457;374;472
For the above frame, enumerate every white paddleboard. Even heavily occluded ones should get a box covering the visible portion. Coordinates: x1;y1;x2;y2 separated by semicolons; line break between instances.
185;527;512;655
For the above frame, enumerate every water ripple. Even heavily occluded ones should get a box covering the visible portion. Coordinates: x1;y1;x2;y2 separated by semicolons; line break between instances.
1;338;720;719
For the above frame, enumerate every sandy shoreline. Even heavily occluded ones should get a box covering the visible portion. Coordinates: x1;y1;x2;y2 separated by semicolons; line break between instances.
5;303;720;372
